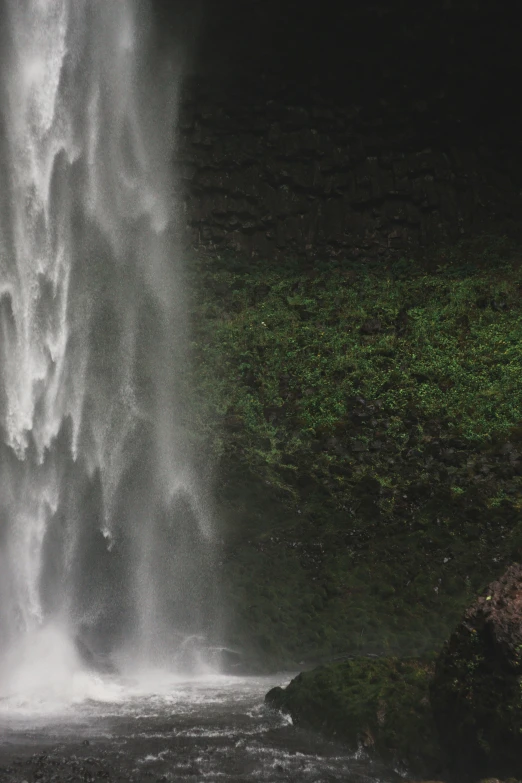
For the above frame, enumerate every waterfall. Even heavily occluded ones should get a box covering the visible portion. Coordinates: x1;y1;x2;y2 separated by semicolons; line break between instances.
0;0;214;701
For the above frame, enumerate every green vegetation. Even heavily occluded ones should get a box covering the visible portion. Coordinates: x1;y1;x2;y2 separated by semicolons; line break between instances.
192;235;522;481
187;236;522;667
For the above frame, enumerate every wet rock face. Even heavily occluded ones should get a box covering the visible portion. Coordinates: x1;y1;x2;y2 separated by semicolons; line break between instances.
430;563;522;780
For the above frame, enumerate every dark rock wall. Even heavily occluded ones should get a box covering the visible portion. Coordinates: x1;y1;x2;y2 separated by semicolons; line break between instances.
176;88;521;261
168;0;522;260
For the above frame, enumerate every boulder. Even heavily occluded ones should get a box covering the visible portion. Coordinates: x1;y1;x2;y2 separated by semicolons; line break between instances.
266;657;442;777
430;563;522;780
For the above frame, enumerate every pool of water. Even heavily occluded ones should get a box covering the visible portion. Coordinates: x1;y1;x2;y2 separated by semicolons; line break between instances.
0;673;401;782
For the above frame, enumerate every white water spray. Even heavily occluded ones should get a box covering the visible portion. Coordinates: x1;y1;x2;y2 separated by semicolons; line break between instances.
0;0;214;703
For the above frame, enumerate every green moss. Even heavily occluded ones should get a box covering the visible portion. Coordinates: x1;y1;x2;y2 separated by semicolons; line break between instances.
186;235;522;667
191;235;522;481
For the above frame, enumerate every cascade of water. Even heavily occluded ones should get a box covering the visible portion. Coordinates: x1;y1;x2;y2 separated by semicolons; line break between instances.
0;0;214;699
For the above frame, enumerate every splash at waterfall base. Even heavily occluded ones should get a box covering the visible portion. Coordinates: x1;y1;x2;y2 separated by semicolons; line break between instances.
0;675;400;783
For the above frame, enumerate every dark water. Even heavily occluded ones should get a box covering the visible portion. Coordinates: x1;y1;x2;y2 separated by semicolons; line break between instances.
0;675;400;783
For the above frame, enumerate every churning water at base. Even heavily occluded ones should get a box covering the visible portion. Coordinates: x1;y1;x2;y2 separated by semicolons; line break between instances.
0;0;215;703
0;675;398;783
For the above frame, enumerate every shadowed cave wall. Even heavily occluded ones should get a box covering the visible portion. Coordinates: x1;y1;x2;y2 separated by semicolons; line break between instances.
158;0;522;261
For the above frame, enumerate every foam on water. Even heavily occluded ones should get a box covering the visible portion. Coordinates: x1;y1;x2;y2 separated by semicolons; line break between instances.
0;665;287;723
0;624;124;715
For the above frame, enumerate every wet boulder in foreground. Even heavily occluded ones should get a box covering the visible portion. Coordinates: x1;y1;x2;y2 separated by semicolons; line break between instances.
266;656;442;777
430;563;522;780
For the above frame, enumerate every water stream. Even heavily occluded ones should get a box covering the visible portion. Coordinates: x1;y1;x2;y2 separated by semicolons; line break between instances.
0;0;213;695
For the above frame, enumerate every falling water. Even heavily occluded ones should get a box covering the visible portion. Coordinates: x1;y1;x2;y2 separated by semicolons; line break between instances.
0;0;214;704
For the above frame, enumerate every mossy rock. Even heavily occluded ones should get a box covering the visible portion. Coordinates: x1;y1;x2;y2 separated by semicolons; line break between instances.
265;656;443;778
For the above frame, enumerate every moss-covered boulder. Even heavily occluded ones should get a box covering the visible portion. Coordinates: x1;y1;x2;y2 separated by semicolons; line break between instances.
430;564;522;780
265;656;442;777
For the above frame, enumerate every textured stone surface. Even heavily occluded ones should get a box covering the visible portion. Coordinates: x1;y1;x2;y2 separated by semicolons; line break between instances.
430;564;522;780
177;86;522;261
170;0;522;261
